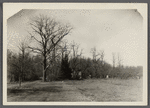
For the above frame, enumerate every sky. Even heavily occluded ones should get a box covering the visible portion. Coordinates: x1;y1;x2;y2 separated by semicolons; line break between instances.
7;9;145;67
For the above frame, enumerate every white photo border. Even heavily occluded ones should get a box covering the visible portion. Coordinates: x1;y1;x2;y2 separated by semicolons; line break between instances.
3;3;148;106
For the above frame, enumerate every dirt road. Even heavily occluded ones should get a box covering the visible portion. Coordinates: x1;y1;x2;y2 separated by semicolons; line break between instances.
7;80;93;102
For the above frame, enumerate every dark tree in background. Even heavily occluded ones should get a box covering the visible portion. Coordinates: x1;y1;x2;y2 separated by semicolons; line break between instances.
61;54;72;79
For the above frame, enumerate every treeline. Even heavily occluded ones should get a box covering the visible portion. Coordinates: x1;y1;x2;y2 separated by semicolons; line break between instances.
110;66;143;79
7;15;143;85
7;45;143;83
7;49;42;83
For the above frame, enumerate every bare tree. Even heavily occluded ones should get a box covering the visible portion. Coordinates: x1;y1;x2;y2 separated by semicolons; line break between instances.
90;47;105;64
90;47;105;78
7;49;13;82
58;40;71;60
8;40;28;87
112;52;116;69
117;53;123;68
28;15;72;82
99;50;105;66
90;47;105;63
90;47;97;62
17;40;29;87
70;41;83;71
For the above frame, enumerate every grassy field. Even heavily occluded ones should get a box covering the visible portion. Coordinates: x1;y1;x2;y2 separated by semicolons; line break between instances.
66;78;143;101
7;78;143;102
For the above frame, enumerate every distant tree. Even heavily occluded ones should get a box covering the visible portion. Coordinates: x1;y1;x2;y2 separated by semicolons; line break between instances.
102;62;112;78
90;47;99;62
7;39;29;87
28;15;72;82
90;47;105;78
112;52;116;69
78;58;93;79
7;49;14;82
117;53;123;68
32;55;44;77
61;54;72;79
69;41;83;71
10;53;20;81
58;40;71;60
99;50;105;68
7;39;41;85
17;40;29;86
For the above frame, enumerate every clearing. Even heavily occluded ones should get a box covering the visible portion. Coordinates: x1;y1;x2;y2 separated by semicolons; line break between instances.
7;78;143;102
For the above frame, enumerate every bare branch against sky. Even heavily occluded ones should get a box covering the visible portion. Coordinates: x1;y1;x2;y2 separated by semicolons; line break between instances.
7;9;144;67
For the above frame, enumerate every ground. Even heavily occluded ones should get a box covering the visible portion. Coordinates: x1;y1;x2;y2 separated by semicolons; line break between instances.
7;78;143;102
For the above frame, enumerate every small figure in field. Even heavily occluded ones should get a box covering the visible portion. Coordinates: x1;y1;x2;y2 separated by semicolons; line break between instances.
88;75;91;79
78;69;82;80
106;75;109;79
136;76;140;79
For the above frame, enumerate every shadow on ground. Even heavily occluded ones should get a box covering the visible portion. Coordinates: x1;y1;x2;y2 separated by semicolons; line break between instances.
8;86;61;94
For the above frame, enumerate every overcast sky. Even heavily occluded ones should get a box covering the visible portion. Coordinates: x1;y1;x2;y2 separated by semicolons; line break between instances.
7;9;145;67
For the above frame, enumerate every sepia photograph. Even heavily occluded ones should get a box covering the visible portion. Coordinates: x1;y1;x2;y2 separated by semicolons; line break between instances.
3;3;147;105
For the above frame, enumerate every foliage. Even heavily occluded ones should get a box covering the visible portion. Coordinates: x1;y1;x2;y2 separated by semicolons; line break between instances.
7;49;41;83
61;54;72;79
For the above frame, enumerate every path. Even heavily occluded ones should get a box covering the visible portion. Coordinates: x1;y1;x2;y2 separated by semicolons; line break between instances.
7;80;93;102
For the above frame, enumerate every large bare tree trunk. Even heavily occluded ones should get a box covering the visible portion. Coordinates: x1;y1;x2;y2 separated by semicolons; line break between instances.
28;15;72;82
